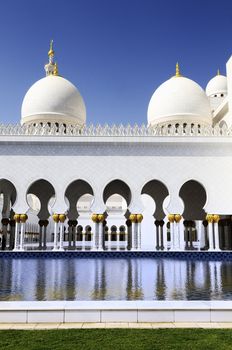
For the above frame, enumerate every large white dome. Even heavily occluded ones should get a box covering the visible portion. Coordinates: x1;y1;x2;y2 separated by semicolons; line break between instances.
21;75;86;126
148;75;212;127
206;74;227;97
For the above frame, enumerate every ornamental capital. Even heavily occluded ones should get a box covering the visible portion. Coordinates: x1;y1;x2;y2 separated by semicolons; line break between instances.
20;214;28;223
59;214;66;223
52;213;60;223
168;214;175;223
206;214;214;223
13;214;21;223
174;214;182;223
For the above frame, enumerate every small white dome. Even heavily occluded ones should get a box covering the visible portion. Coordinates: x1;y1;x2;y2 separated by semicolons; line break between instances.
21;75;86;126
206;74;227;97
148;76;212;126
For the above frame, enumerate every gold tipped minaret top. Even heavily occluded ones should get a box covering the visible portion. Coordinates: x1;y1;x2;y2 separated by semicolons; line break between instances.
217;69;220;76
48;39;54;57
44;40;59;76
175;62;182;77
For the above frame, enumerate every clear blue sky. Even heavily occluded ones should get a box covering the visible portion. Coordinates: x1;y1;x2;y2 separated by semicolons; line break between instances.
0;0;232;124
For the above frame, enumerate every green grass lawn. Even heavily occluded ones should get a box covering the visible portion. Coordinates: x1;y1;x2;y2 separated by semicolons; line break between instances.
1;329;232;350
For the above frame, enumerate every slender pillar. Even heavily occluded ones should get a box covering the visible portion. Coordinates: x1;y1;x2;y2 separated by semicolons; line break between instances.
168;214;175;250
91;214;105;251
82;232;86;251
38;220;43;250
108;232;111;251
198;220;205;250
68;220;73;249
98;214;105;251
1;218;9;250
213;215;221;251
9;219;15;250
163;219;168;251
155;220;160;250
91;214;99;250
13;214;20;251
174;214;182;250
116;231;120;251
43;220;48;250
52;214;60;251
19;214;28;251
59;214;66;251
206;214;214;251
160;220;165;250
137;214;143;250
129;214;136;250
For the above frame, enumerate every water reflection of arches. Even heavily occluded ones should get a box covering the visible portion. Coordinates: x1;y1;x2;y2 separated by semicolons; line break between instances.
103;180;131;250
141;180;169;250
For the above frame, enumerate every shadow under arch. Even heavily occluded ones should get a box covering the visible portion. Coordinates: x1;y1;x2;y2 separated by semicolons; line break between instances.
0;178;17;218
179;180;207;220
141;180;169;220
27;179;55;220
103;179;131;207
65;179;94;219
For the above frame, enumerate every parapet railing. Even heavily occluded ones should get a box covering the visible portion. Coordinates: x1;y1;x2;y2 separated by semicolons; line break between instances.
0;123;230;137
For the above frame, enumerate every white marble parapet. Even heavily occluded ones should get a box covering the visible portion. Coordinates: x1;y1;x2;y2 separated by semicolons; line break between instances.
0;123;230;137
0;301;232;323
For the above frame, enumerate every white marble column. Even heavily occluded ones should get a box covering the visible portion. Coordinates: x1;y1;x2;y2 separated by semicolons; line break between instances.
206;215;214;251
130;214;137;250
168;215;175;251
13;214;21;251
59;214;66;251
92;214;105;251
52;214;59;251
82;232;86;251
98;221;104;251
174;215;182;251
213;215;221;251
19;214;28;251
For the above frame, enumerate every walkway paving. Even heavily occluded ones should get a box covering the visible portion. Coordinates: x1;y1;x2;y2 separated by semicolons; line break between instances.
1;323;232;329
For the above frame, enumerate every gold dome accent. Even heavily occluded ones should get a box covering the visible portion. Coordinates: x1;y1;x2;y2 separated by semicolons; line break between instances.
48;39;54;57
136;214;143;223
217;69;220;76
97;214;105;222
206;214;214;223
174;214;182;223
53;62;59;76
168;214;175;223
91;214;99;223
129;214;137;223
213;214;220;223
52;214;60;223
20;214;28;223
175;62;182;77
59;214;66;223
14;214;21;223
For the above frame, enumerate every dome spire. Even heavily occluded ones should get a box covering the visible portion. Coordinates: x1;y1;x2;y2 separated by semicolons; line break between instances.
175;62;182;77
44;40;59;76
217;68;220;76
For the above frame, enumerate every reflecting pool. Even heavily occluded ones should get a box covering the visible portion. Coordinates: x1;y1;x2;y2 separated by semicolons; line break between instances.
0;257;232;301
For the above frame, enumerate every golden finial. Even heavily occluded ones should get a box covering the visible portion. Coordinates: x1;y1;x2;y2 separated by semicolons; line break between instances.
217;69;220;76
48;39;54;57
175;62;182;77
53;62;59;76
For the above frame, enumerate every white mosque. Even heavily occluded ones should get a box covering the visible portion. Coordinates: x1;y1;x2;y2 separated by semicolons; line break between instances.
0;41;232;253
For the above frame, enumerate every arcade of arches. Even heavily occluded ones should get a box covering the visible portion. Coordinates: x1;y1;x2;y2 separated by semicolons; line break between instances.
0;178;229;252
